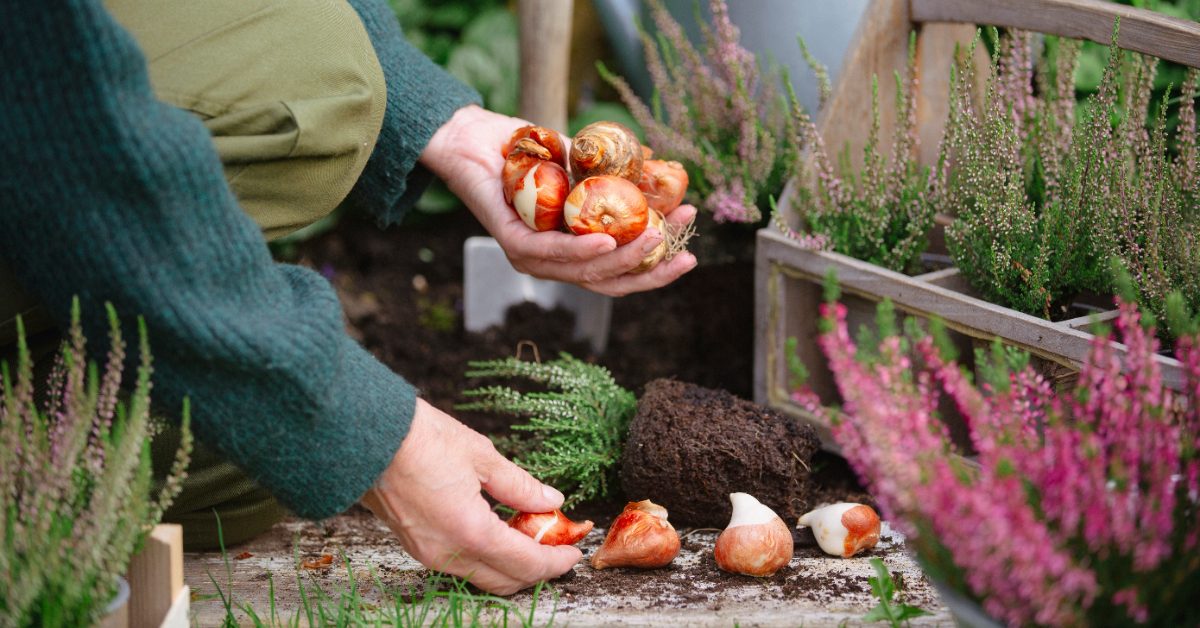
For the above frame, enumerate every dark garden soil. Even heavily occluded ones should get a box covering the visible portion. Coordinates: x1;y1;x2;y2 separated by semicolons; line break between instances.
292;207;869;512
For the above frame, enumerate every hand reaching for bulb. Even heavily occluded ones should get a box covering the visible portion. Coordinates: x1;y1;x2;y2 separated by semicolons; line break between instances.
361;399;581;595
419;105;698;297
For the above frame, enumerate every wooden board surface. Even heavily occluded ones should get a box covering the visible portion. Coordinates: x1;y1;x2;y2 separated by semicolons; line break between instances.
911;0;1200;69
126;524;184;628
184;509;951;627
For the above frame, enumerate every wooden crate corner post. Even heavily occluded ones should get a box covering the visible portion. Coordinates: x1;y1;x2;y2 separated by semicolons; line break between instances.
126;523;188;628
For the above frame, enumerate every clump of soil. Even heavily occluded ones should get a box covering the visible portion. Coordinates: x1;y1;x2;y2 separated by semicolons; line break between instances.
621;379;821;528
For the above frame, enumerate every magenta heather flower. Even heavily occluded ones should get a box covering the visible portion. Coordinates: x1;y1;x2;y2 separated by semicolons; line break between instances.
798;295;1200;626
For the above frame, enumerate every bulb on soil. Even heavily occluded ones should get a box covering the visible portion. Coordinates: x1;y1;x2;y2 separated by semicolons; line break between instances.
508;509;593;546
713;492;793;577
590;499;681;569
797;502;881;558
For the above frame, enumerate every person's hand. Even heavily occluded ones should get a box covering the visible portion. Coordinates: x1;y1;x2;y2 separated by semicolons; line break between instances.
360;399;581;595
419;105;698;297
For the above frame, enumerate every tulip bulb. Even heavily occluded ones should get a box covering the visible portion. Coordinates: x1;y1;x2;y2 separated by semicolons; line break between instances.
797;503;881;558
503;125;566;168
637;160;689;216
564;175;649;245
508;509;594;546
502;149;569;232
713;493;793;577
590;499;681;569
631;209;667;274
570;121;644;184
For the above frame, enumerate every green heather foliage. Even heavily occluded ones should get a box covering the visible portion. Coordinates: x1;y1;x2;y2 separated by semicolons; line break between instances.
779;34;936;274
458;353;636;509
939;25;1199;323
600;0;794;224
0;302;191;627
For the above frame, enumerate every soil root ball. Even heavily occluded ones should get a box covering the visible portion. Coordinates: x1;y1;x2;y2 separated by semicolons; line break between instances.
620;379;821;528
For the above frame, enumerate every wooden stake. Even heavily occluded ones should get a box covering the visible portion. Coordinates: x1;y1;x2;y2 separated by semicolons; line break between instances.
126;524;184;627
519;0;575;131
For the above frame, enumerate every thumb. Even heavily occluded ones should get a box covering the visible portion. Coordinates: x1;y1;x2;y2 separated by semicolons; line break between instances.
476;445;565;513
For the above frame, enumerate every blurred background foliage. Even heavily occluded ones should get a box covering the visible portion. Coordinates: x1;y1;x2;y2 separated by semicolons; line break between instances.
388;0;641;216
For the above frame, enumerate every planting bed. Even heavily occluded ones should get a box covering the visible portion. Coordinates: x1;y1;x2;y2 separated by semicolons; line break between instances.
181;208;949;624
186;508;948;626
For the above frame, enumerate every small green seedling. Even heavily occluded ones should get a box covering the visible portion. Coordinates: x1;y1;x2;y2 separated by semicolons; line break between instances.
863;558;932;627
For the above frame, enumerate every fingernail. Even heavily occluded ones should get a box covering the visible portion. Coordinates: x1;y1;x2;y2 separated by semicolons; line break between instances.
642;230;662;252
543;485;564;504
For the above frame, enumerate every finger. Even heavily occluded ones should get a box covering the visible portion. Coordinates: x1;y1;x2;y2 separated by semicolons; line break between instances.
583;250;698;297
663;203;698;225
477;522;582;590
475;442;565;513
503;227;617;264
566;226;665;284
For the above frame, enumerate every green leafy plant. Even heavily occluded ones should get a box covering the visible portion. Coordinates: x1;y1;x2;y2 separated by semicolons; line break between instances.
863;558;933;627
940;25;1199;324
779;34;936;274
389;0;518;216
0;302;192;627
600;0;793;224
458;353;636;509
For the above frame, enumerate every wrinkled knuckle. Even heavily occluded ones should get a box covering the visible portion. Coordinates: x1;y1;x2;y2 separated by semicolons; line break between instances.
458;529;491;555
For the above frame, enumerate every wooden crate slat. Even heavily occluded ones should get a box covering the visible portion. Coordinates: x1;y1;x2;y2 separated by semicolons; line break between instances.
756;229;1187;395
911;0;1200;68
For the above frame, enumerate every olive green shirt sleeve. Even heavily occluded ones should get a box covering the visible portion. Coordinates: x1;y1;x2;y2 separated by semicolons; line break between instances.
343;0;482;226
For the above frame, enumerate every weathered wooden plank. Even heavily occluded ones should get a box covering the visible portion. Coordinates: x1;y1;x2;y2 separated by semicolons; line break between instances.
185;512;952;627
126;524;184;628
755;229;1187;401
519;0;574;131
812;0;911;176
911;0;1200;69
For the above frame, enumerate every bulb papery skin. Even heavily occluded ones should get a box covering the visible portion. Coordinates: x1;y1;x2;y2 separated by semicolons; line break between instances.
564;176;649;245
637;160;689;215
503;158;569;232
503;125;566;168
508;509;594;546
797;503;881;558
570;121;644;184
631;209;667;274
590;500;681;570
713;493;793;577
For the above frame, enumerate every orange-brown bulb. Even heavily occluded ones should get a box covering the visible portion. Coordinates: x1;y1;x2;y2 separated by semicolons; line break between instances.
590;500;681;569
570;121;644;184
508;509;594;546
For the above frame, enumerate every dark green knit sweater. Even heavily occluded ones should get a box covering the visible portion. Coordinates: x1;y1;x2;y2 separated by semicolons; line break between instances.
0;1;478;518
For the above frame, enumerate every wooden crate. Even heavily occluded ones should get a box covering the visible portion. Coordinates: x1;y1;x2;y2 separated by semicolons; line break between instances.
754;0;1198;444
755;227;1189;447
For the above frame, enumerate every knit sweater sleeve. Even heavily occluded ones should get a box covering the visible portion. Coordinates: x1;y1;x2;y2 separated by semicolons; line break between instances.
343;0;482;226
0;2;417;519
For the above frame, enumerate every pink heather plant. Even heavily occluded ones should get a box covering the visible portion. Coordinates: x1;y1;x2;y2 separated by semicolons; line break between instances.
0;302;191;627
599;0;793;224
794;291;1200;626
778;34;935;274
